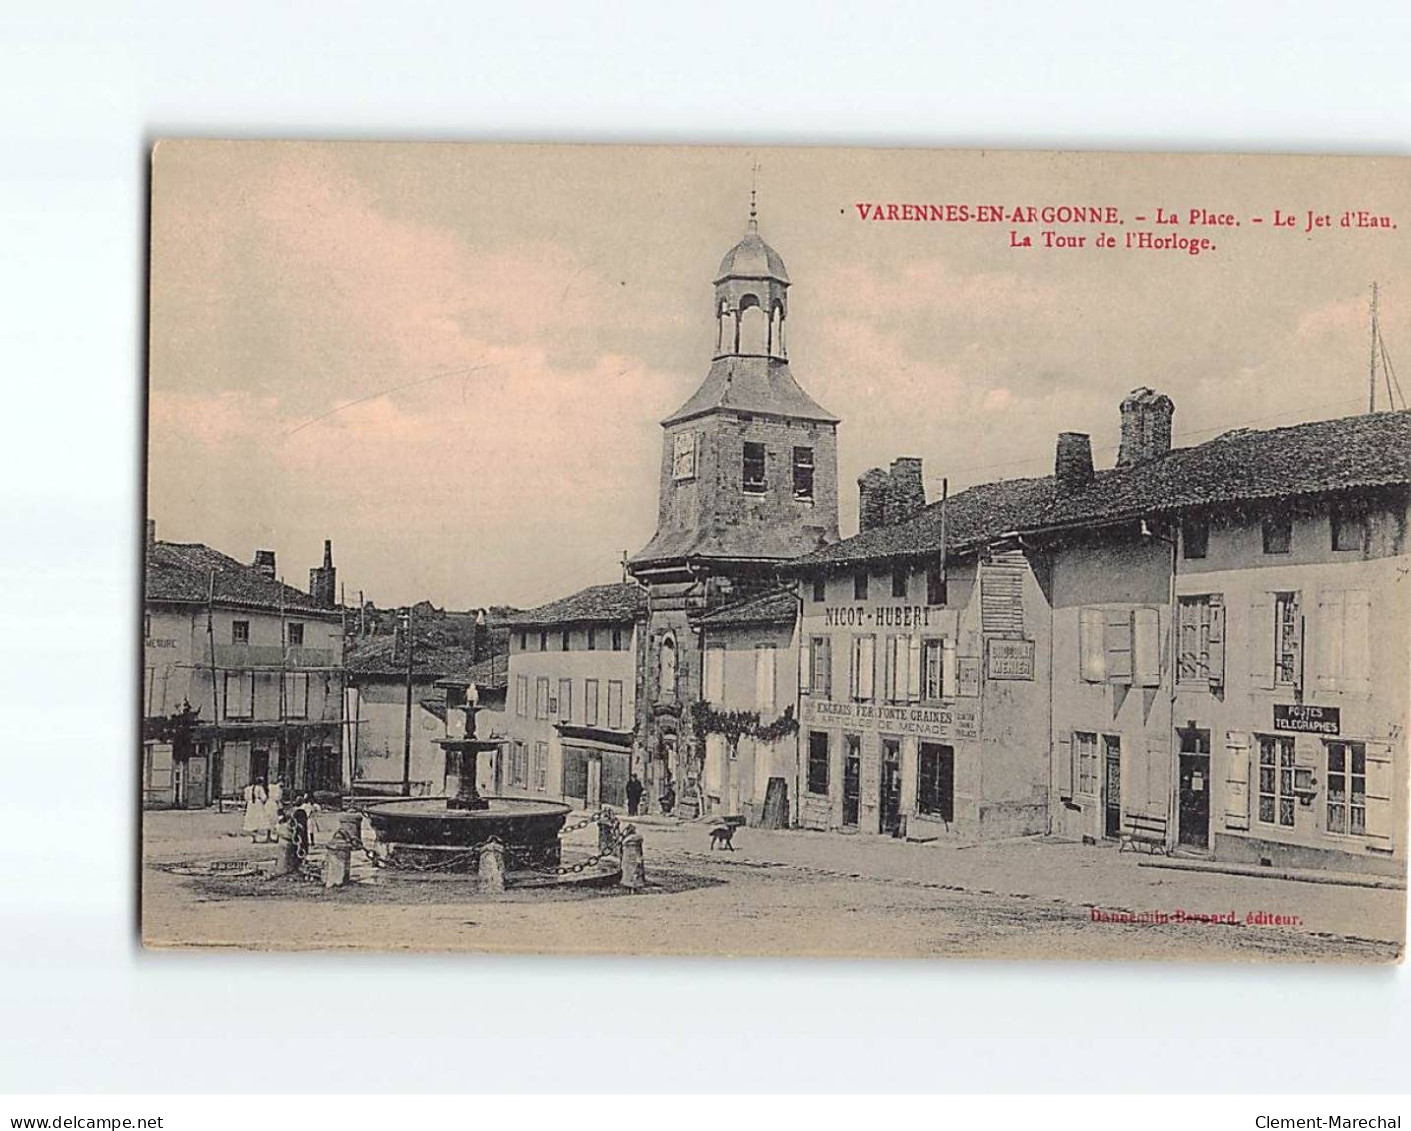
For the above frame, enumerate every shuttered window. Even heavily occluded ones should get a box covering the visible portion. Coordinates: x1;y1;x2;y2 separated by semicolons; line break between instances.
755;644;776;711
607;680;624;730
810;636;832;698
1178;595;1224;685
1079;608;1105;682
1104;610;1133;685
1316;589;1372;695
850;635;876;701
1132;607;1161;687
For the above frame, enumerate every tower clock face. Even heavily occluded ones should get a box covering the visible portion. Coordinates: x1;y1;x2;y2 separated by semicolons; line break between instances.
672;431;697;481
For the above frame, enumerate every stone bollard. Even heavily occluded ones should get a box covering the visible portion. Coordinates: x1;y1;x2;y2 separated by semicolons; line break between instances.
619;828;645;891
479;838;506;893
323;828;353;889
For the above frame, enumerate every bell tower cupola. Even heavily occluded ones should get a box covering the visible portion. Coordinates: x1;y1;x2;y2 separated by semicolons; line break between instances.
713;191;790;360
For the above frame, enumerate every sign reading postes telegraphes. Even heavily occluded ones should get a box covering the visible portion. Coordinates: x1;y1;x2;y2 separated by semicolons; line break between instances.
800;697;979;741
1274;703;1341;735
986;638;1035;680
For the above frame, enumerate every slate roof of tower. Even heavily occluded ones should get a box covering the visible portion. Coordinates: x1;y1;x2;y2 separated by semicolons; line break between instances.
662;355;839;426
502;582;646;628
715;228;790;283
145;540;338;617
788;409;1411;570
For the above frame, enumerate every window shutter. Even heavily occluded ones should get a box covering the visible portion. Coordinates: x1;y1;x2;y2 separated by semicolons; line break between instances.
1104;609;1133;685
1344;590;1372;695
1079;607;1105;682
799;637;812;694
1247;594;1274;690
755;646;775;711
1132;607;1161;687
821;637;832;699
942;639;957;699
705;647;725;702
858;636;876;700
1316;589;1345;692
882;636;896;700
906;634;922;701
1207;594;1225;685
1364;742;1394;841
1290;594;1305;692
1223;732;1250;831
1146;735;1169;816
894;635;910;702
1056;735;1073;797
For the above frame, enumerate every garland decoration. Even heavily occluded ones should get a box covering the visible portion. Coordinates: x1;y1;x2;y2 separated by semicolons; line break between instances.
689;701;798;747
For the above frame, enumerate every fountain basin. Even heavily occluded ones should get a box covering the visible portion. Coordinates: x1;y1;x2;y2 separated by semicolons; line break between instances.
362;796;572;872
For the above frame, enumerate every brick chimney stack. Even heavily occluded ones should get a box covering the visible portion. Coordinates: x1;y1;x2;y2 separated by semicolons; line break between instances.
858;468;891;532
308;539;337;608
1117;387;1175;467
253;549;277;578
1055;432;1095;497
887;457;926;525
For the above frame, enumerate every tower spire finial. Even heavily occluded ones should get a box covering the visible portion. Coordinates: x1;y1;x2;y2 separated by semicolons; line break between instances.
748;158;759;230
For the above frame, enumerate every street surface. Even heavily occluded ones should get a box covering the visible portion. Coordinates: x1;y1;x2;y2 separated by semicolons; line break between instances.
141;809;1406;962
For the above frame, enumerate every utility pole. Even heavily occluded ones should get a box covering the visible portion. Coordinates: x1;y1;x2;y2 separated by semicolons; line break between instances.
402;605;415;797
1370;282;1380;413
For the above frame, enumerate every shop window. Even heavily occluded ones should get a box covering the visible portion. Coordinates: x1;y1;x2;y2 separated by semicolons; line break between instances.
792;447;815;500
854;571;868;601
1330;502;1367;552
1074;732;1098;796
743;442;766;494
1182;517;1209;560
806;731;830;795
232;620;250;645
287;622;304;647
917;744;954;821
1326;742;1367;836
891;566;908;599
1262;514;1292;554
1257;735;1296;827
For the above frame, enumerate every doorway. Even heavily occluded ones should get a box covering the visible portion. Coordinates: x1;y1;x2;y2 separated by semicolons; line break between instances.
180;754;209;809
1178;728;1212;850
1103;735;1122;839
880;737;902;835
842;735;861;827
918;742;954;823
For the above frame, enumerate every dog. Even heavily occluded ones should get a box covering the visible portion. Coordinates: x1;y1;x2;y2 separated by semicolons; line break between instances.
708;824;736;851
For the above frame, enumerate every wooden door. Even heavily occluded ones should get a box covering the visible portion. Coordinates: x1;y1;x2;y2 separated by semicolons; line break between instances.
1103;736;1122;839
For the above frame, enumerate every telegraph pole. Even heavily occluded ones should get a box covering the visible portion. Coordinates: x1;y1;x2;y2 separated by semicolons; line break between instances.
402;605;415;797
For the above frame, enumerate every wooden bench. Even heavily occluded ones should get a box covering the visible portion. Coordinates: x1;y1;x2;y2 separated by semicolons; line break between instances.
1119;813;1170;855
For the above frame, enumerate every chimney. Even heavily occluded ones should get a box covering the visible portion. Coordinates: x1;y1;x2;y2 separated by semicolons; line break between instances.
1055;432;1095;497
1117;387;1175;467
253;549;277;578
858;467;891;532
308;539;337;608
887;457;926;524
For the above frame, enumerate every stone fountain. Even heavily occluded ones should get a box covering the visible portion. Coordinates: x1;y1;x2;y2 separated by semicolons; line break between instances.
362;690;571;872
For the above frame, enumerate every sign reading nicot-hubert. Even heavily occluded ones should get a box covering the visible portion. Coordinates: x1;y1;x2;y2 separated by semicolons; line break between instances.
986;638;1035;680
1274;704;1341;735
801;697;979;741
821;605;940;629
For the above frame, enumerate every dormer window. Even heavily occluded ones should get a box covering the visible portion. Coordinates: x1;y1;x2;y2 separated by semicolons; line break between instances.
743;442;766;494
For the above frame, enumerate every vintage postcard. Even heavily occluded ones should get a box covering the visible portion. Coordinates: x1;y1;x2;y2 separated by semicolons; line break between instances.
142;141;1409;960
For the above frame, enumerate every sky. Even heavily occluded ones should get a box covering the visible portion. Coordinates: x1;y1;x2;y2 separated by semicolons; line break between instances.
147;143;1410;610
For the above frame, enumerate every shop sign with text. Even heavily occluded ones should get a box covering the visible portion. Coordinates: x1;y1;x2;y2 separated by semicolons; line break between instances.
801;697;979;741
986;638;1035;680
